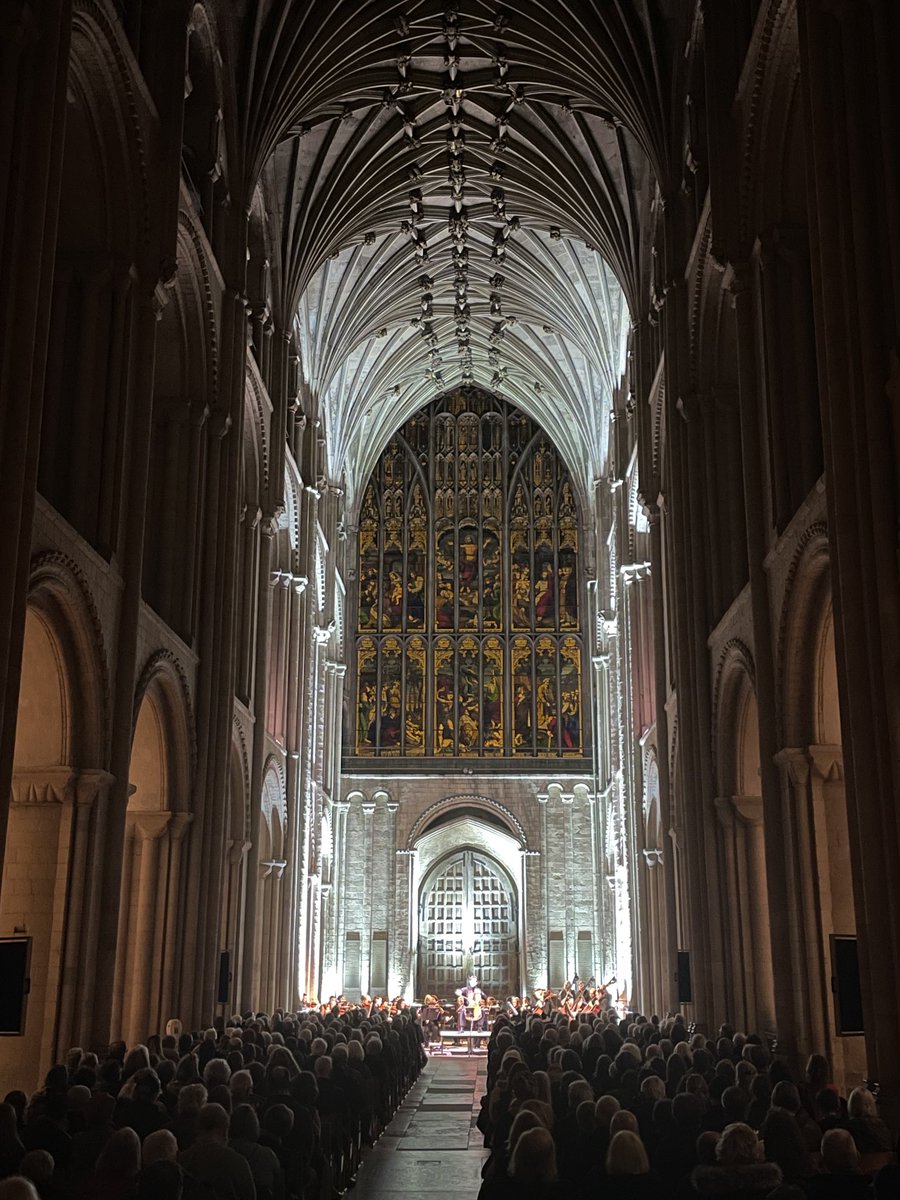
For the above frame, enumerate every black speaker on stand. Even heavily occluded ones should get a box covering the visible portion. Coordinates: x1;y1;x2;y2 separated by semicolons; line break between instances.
217;950;231;1006
0;937;31;1035
676;950;692;1006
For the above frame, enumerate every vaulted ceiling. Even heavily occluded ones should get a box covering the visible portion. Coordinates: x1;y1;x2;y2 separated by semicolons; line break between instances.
239;2;677;503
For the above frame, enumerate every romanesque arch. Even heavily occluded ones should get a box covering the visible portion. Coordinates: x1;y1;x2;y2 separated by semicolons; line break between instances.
112;655;194;1046
0;557;111;1086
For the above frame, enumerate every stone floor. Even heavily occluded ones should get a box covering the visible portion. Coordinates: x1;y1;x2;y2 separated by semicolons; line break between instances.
351;1055;489;1200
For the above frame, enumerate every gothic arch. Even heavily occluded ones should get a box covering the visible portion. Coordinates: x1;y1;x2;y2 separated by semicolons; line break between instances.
261;758;287;857
406;794;528;851
778;524;833;746
713;639;758;797
232;715;254;840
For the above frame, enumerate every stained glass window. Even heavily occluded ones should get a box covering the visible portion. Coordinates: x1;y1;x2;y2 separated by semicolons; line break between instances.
353;388;584;760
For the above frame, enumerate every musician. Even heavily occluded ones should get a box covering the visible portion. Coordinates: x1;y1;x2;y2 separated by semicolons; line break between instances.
419;994;444;1044
456;974;487;1034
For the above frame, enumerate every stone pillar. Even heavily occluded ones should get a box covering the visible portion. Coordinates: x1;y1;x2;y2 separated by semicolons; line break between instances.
393;847;417;999
774;748;828;1059
0;5;71;873
520;848;542;995
158;812;193;1029
239;513;278;1005
799;0;900;1124
714;795;773;1034
726;261;796;1050
647;508;680;1011
123;811;174;1046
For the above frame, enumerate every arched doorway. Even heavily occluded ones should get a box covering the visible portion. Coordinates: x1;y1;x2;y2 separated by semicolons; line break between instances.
418;850;518;1000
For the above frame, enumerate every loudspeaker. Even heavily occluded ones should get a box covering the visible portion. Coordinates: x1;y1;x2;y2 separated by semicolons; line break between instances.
216;950;231;1006
0;937;31;1035
676;950;692;1005
831;935;864;1035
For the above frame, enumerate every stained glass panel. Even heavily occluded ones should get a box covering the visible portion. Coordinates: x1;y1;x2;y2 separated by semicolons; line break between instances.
353;388;585;760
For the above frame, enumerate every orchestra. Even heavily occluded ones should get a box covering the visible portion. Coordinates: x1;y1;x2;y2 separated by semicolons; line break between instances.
293;974;623;1044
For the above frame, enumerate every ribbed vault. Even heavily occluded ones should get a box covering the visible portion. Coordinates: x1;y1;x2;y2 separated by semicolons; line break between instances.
247;2;675;501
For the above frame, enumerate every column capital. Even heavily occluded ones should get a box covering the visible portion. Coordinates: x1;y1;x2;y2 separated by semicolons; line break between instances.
620;561;652;584
226;838;253;865
11;766;76;806
73;769;116;806
716;794;763;827
642;847;663;867
131;810;175;841
168;812;194;842
774;746;811;786
808;744;844;783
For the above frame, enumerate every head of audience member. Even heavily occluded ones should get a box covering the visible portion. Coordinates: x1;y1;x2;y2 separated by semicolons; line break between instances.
717;1123;764;1167
262;1103;294;1146
176;1083;207;1118
640;1075;665;1105
609;1109;639;1137
0;1104;23;1149
143;1129;178;1166
761;1107;812;1181
595;1094;620;1132
194;1103;230;1146
696;1130;720;1166
508;1127;557;1183
0;1180;40;1200
770;1081;802;1115
821;1128;861;1174
507;1110;543;1155
518;1099;554;1131
230;1105;261;1145
18;1151;53;1191
847;1086;878;1120
606;1130;650;1176
95;1127;141;1181
575;1100;596;1136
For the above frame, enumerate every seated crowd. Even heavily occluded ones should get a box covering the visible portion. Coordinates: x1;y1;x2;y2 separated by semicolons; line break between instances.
476;1012;899;1200
0;1006;425;1200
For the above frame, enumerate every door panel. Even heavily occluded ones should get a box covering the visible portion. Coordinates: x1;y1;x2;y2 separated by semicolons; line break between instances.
418;850;518;1000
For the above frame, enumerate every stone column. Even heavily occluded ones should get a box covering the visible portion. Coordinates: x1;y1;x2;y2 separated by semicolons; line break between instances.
799;0;900;1123
239;513;278;1005
0;5;71;872
331;800;351;994
774;748;827;1059
124;811;174;1046
158;812;193;1030
396;848;417;998
647;508;680;1010
726;261;796;1049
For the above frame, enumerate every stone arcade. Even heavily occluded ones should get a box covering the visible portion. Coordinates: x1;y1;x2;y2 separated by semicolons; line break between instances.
1;0;899;1127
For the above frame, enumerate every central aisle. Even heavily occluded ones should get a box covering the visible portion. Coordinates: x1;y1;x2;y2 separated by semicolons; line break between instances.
352;1056;490;1200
